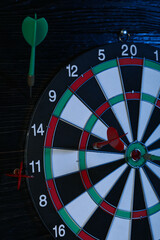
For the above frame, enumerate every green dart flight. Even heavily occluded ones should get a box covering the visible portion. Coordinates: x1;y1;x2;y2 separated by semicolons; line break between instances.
22;14;48;97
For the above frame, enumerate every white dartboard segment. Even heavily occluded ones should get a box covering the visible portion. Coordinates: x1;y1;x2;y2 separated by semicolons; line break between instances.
86;151;124;169
94;163;128;199
149;211;160;240
91;119;108;140
111;102;133;143
141;66;160;97
96;67;133;143
51;149;79;178
146;162;160;179
65;191;97;227
96;67;122;98
148;149;160;156
145;124;160;147
117;168;135;212
139;168;159;208
137;66;160;141
52;149;125;178
60;94;92;129
137;102;153;142
105;217;131;240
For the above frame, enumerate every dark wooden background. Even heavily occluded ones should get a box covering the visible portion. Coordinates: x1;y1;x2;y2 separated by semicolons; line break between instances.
1;0;160;239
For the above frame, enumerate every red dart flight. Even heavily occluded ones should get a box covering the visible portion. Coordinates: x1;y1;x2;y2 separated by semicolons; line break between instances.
93;127;127;151
5;161;33;190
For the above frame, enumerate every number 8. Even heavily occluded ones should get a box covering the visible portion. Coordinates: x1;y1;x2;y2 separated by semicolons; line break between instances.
39;194;47;207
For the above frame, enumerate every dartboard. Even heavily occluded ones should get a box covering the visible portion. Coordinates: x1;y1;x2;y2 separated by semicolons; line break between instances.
25;43;160;240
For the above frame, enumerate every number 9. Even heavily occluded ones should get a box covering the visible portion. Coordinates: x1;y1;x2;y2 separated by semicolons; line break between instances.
49;90;56;102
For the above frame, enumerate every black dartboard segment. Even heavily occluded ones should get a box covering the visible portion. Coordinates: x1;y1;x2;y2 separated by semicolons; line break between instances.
25;43;160;240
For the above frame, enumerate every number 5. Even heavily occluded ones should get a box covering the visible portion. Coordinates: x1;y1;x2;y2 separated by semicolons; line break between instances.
98;49;106;61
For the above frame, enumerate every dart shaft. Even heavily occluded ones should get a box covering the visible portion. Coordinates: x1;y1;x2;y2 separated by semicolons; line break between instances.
28;46;35;86
93;140;109;149
151;154;160;161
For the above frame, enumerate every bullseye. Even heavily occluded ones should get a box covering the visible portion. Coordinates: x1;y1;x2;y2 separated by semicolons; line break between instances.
125;142;147;168
131;149;141;161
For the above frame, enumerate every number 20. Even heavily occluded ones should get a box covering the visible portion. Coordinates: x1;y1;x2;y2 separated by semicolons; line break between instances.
121;44;137;56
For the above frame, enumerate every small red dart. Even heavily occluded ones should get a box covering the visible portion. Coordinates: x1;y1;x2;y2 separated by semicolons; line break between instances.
5;161;34;190
93;127;127;151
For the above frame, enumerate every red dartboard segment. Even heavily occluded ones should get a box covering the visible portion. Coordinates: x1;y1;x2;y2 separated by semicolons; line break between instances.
100;201;116;215
45;116;58;147
132;210;148;219
95;101;110;116
80;170;92;190
125;92;141;100
79;131;90;150
47;179;63;211
78;230;97;240
70;70;94;92
119;58;143;66
156;99;160;108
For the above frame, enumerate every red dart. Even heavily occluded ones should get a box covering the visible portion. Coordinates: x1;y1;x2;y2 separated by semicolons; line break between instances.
93;127;127;151
5;161;34;190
